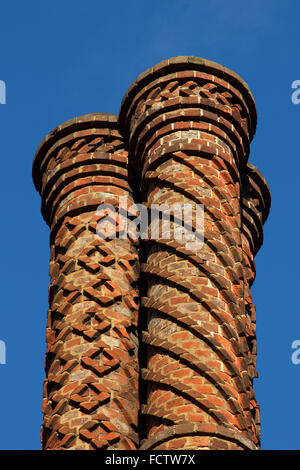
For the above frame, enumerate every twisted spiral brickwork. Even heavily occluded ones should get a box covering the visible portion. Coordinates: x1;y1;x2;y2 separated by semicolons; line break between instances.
33;114;140;450
33;56;271;451
119;57;270;450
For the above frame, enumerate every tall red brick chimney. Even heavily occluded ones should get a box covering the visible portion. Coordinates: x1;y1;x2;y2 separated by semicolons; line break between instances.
33;57;270;451
119;57;270;450
33;113;140;450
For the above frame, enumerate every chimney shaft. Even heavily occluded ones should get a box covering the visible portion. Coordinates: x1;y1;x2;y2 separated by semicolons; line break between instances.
33;114;140;450
119;57;270;450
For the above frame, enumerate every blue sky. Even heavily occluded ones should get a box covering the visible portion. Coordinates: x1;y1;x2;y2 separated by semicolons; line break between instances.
0;0;299;450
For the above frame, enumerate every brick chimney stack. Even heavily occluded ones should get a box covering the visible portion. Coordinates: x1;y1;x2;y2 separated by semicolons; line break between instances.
119;57;270;450
33;114;140;450
33;57;270;451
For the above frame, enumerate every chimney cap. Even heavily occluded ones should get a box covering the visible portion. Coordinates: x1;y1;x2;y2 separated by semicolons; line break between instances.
33;112;118;193
119;56;257;141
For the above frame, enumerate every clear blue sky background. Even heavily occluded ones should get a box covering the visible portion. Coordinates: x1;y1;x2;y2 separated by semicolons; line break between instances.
0;0;298;450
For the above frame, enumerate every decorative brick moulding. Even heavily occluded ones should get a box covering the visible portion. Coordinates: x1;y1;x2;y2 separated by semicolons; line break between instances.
33;57;271;451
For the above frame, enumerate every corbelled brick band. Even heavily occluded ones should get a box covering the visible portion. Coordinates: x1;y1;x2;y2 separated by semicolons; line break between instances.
33;114;140;450
119;57;270;450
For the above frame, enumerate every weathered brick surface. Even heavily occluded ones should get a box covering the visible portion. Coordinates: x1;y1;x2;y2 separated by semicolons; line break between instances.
33;114;140;450
119;56;270;450
33;57;271;451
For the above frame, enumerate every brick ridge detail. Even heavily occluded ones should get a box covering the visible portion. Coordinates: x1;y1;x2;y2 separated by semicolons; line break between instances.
139;423;257;450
